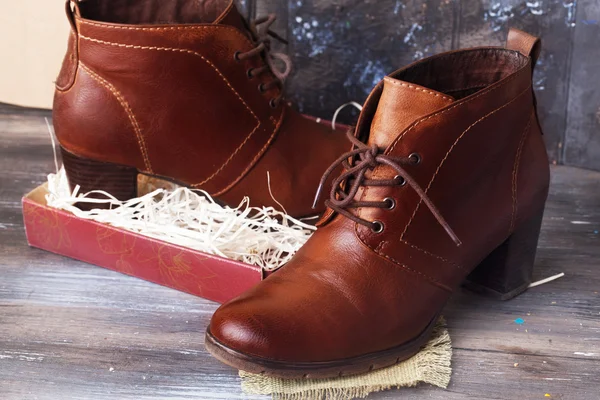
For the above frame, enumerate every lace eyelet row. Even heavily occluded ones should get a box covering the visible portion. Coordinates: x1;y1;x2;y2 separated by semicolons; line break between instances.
371;153;421;234
235;51;279;109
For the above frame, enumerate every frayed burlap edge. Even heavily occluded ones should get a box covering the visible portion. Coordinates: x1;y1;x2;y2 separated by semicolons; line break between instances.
240;317;452;400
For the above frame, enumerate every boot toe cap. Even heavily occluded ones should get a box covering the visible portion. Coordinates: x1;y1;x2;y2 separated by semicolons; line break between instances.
209;309;267;357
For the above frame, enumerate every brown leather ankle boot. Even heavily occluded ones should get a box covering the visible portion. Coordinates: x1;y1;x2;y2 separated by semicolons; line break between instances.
206;29;550;378
53;0;347;217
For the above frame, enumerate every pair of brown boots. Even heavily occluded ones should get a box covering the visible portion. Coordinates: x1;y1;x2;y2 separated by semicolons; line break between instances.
54;0;550;378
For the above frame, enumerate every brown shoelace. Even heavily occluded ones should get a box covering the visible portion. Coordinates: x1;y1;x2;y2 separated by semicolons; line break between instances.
313;129;462;246
235;14;292;108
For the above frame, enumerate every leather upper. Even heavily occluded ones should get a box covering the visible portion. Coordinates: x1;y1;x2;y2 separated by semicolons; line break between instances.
53;0;348;217
209;29;551;362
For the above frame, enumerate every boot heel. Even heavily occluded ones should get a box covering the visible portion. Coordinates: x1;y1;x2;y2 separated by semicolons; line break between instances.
60;146;138;210
463;206;545;300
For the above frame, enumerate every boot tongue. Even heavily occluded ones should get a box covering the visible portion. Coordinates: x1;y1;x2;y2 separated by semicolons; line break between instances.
368;77;455;149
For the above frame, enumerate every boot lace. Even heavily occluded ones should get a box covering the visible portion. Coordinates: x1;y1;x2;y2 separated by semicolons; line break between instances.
313;130;462;246
234;14;292;108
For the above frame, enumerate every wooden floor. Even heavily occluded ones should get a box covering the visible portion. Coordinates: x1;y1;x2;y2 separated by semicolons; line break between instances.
1;104;599;400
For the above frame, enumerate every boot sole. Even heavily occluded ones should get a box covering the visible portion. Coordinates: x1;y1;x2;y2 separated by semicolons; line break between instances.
204;313;439;379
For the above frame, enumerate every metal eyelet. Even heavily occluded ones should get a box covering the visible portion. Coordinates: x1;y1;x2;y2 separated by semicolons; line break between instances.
371;221;385;233
246;68;255;79
233;51;242;61
384;197;396;210
409;153;422;165
394;175;407;186
269;99;278;109
258;83;266;93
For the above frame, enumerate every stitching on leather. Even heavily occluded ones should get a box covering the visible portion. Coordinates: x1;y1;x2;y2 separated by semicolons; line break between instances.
399;84;533;241
375;240;388;253
78;19;255;48
79;62;153;172
79;34;262;185
352;228;453;292
400;239;463;270
385;78;454;102
375;249;453;292
208;106;286;196
193;124;261;186
81;19;235;31
387;70;525;155
510;114;533;233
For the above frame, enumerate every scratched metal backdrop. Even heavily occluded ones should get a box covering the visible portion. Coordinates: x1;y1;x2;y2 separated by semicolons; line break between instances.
238;0;600;171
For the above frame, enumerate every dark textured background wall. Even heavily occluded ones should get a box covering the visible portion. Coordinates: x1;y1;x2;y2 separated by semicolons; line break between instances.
239;0;600;171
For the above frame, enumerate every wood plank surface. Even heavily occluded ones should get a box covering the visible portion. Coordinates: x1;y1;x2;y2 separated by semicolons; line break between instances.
1;107;600;399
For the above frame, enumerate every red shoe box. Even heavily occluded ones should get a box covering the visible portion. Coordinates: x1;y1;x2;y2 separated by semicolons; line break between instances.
22;117;347;304
22;183;267;304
